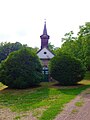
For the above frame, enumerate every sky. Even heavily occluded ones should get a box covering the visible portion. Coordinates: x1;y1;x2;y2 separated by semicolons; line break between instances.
0;0;90;48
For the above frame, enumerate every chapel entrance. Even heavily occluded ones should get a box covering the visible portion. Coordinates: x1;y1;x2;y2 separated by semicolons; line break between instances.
42;66;49;82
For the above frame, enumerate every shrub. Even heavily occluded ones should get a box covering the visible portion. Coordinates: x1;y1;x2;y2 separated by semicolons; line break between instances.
49;54;85;85
0;48;43;88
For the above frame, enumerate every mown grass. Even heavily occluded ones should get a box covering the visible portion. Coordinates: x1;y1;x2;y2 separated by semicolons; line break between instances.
75;101;84;107
0;71;90;120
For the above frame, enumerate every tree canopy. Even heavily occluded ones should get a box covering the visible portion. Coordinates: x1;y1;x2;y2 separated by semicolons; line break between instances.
0;42;24;63
60;22;90;71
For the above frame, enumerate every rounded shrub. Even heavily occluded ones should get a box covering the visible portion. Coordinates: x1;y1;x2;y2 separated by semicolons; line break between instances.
0;48;43;88
49;54;85;85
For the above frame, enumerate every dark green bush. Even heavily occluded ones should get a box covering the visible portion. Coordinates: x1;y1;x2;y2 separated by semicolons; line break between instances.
49;54;85;85
0;48;43;88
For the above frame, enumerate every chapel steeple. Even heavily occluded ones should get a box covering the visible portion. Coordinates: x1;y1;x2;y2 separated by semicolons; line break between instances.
40;21;50;49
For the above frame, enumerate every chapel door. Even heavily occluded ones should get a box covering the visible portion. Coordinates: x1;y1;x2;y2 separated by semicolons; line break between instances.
42;66;49;82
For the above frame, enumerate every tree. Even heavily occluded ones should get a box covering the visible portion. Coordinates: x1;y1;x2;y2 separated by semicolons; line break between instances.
60;23;90;70
48;42;60;55
0;42;23;63
62;31;76;42
0;48;43;88
48;42;55;52
33;47;39;53
49;53;85;86
61;31;77;56
77;22;90;70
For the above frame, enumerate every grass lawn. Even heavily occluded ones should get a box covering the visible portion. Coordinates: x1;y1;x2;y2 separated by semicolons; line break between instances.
0;71;90;120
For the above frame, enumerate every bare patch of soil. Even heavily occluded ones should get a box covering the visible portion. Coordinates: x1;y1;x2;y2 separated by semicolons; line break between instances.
0;108;16;120
0;108;37;120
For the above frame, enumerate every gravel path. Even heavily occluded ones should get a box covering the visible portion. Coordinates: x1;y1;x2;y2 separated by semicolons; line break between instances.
54;88;90;120
0;109;37;120
0;108;16;120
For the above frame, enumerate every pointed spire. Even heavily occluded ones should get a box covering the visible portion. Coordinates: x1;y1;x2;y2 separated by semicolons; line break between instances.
40;20;50;49
43;20;47;35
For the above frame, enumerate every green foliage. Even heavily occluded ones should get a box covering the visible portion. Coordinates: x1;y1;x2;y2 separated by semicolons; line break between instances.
48;42;59;55
48;42;55;52
77;22;90;70
75;101;84;107
33;47;39;52
49;53;85;85
0;48;43;88
84;71;90;80
0;42;24;63
61;22;90;70
62;31;76;42
61;31;78;58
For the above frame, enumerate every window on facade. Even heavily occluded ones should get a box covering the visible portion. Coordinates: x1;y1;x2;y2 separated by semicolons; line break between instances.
44;52;47;54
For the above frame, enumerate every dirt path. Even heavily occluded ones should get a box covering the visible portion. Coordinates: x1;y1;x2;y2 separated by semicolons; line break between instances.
0;108;37;120
54;88;90;120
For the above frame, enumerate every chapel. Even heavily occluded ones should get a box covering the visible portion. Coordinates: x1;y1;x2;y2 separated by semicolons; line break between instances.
37;21;54;67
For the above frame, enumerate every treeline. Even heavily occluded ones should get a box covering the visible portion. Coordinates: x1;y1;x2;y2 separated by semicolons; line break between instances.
0;42;38;63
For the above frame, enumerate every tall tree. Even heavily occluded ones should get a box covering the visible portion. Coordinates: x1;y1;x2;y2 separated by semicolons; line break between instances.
62;31;75;42
0;42;24;63
60;23;90;70
61;31;77;57
77;22;90;70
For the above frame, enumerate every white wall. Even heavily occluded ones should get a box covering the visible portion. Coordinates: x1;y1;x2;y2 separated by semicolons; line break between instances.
37;47;54;59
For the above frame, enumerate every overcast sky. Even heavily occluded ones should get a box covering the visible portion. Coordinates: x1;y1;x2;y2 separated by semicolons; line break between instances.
0;0;90;48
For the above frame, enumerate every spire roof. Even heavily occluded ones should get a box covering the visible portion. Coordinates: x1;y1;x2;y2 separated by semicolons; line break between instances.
43;20;47;35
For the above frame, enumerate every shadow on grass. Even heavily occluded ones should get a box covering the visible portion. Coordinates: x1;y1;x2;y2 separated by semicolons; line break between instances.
0;84;41;92
0;84;50;112
52;82;90;96
0;81;90;113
